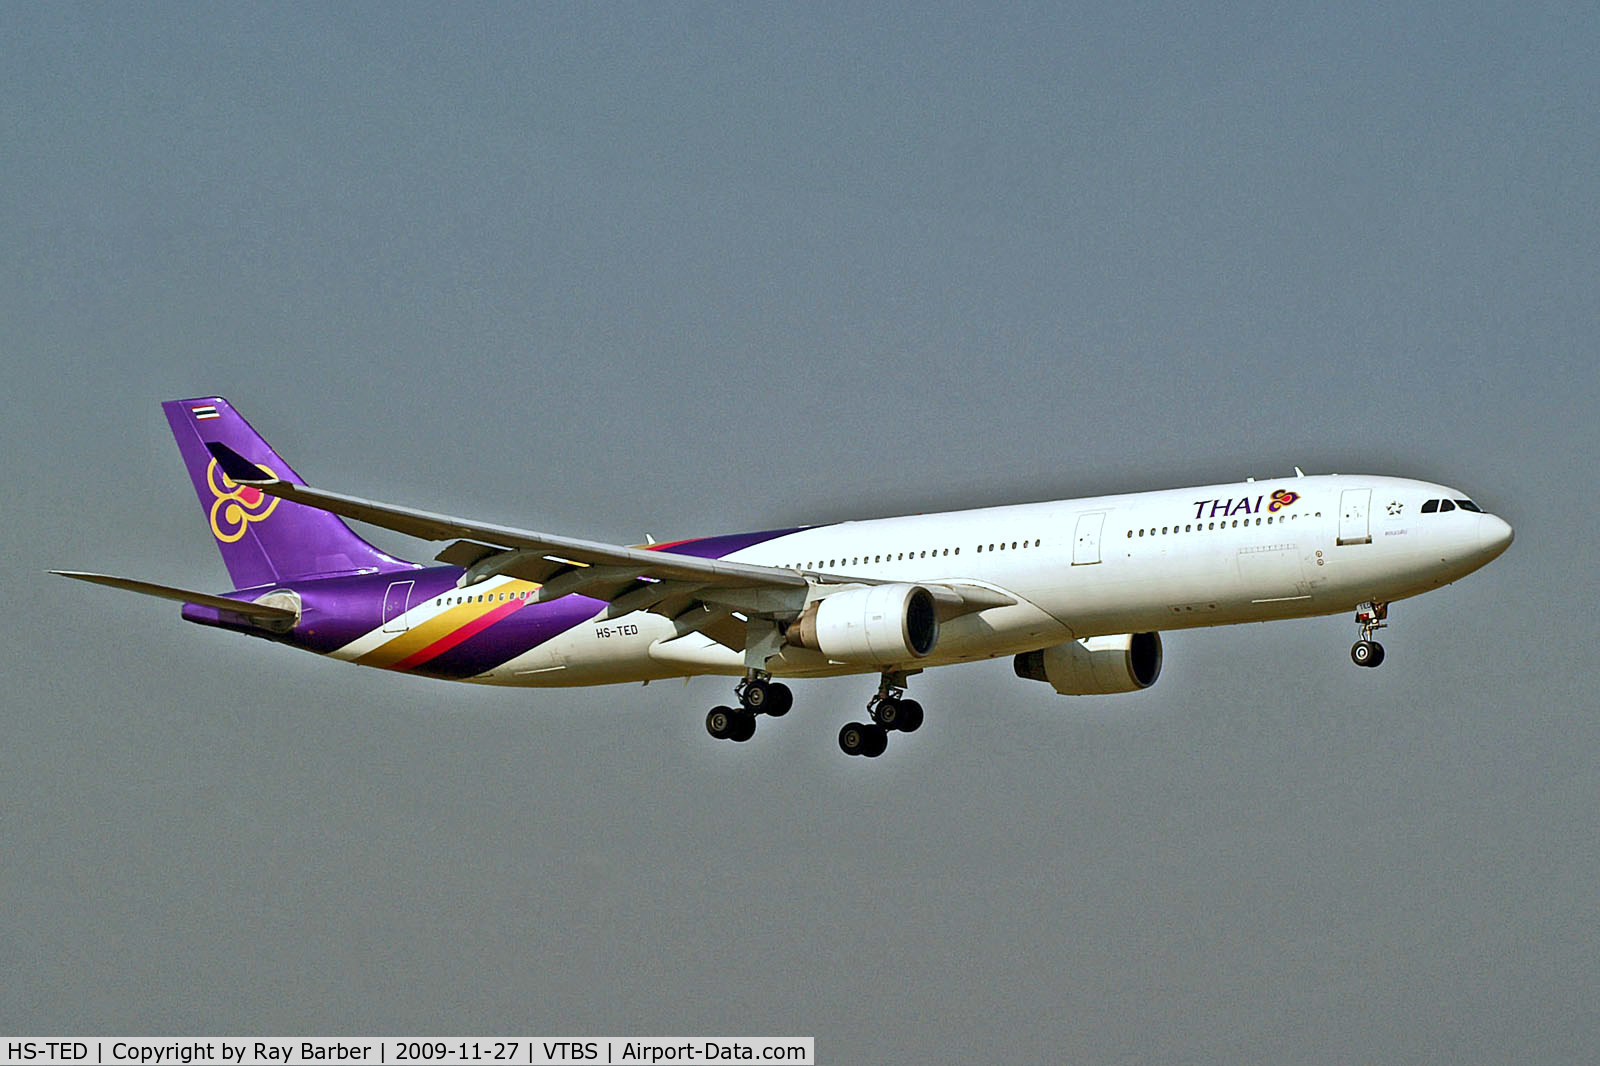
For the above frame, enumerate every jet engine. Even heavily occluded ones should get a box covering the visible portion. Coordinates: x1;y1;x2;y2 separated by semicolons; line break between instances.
787;583;939;665
1013;632;1162;695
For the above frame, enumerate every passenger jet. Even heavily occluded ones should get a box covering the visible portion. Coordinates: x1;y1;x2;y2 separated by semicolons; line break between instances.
54;398;1514;757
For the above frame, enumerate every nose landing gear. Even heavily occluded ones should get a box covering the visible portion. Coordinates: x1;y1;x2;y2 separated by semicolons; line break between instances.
1351;601;1388;667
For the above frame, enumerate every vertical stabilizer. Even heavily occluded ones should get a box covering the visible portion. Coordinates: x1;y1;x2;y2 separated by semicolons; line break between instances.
163;397;417;589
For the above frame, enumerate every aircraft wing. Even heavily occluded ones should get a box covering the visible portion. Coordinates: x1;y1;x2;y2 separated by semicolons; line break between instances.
205;441;806;595
48;570;300;622
204;442;1015;650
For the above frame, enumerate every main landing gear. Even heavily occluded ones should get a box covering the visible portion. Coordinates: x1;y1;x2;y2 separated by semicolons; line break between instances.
705;673;793;743
704;670;925;758
1351;600;1388;668
838;672;924;758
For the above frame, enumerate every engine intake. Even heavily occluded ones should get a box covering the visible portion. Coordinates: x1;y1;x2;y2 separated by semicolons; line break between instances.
788;584;939;665
1014;632;1162;695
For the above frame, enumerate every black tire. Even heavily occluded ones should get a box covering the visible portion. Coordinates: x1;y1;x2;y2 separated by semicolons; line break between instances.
764;682;793;718
742;679;768;710
729;708;758;742
1351;640;1374;666
874;697;901;728
839;722;866;755
861;723;889;758
706;706;734;740
1367;642;1386;668
896;698;924;734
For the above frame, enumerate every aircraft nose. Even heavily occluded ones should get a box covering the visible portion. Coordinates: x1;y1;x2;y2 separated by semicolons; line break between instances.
1477;514;1514;559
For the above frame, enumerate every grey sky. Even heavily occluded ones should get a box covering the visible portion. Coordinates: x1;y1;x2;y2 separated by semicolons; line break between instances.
4;4;1597;1062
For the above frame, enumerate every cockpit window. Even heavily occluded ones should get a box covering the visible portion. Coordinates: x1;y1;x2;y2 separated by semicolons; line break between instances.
1455;499;1482;513
1439;499;1456;512
1421;499;1439;513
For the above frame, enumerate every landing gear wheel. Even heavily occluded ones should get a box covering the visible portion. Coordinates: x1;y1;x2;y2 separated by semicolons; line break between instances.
728;708;757;742
763;682;793;718
860;723;888;758
706;706;735;740
742;678;769;710
1351;640;1385;667
839;722;877;756
895;698;924;733
873;697;902;729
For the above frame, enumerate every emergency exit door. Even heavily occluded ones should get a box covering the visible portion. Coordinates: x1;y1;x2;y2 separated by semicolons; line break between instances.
382;580;415;632
1337;488;1372;546
1073;512;1106;565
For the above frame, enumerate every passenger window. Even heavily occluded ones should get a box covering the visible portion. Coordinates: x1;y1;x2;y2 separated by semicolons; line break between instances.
1456;499;1482;513
1439;499;1455;512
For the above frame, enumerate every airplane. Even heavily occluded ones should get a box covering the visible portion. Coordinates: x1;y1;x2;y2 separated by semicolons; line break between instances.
54;397;1514;758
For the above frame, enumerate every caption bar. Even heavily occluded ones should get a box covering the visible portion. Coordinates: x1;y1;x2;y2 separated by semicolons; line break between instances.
2;1042;814;1066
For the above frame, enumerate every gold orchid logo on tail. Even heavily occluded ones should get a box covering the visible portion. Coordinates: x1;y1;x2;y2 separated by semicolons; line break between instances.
207;458;279;542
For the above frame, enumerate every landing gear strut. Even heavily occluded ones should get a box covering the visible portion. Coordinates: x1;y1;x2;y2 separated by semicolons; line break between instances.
705;672;792;744
839;672;923;758
1351;601;1388;668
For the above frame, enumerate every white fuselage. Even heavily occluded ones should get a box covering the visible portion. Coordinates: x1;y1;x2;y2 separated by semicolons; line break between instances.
468;474;1511;686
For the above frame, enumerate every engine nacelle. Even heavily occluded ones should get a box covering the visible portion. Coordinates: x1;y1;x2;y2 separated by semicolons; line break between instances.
788;584;939;665
1014;632;1162;695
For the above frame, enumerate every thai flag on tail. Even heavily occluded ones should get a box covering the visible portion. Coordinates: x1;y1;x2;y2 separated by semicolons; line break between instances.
191;404;220;421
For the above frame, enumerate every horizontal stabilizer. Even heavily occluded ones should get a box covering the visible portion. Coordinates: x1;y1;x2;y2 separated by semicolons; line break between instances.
48;570;299;622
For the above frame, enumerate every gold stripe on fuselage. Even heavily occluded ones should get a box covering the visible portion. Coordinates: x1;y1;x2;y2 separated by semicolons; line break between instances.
356;582;539;668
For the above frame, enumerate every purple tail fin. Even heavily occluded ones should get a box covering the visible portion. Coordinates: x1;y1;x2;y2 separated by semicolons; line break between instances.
163;397;418;589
